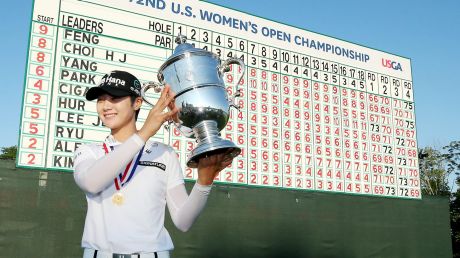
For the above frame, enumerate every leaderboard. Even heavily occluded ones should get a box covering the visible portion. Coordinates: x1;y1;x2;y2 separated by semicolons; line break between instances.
18;0;420;199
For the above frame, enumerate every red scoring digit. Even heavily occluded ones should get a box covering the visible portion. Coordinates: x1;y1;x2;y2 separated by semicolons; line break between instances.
250;174;257;184
32;93;41;105
262;162;268;171
39;24;48;34
31;108;40;119
29;123;38;134
38;38;47;48
226;122;233;131
286;177;292;187
172;140;180;150
238;173;244;183
306;179;312;188
27;153;36;164
262;138;268;148
226;74;233;83
34;79;43;90
283;75;289;84
185;168;193;178
262;175;268;185
238;135;244;145
28;138;37;148
186;141;194;151
284;142;290;151
284;108;290;117
262;151;268;160
237;123;244;133
261;71;267;80
250;161;257;170
173;127;181;136
36;66;44;76
284;130;290;139
274;176;279;186
36;52;45;62
283;86;289;95
238;160;244;169
226;172;232;182
317;180;323;189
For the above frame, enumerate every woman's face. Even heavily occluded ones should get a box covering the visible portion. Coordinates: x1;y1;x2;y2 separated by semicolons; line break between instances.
96;94;136;131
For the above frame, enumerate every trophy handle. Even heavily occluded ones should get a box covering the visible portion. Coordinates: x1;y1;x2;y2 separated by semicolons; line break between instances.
141;81;163;107
219;57;245;110
141;81;176;132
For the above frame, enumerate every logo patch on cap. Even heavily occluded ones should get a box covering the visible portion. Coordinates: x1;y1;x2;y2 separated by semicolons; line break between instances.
134;79;141;89
99;76;126;87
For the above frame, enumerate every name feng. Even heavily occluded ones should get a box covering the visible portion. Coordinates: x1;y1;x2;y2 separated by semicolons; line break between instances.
64;29;100;44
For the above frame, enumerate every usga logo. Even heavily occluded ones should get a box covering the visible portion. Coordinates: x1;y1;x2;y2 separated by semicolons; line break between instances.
382;58;402;71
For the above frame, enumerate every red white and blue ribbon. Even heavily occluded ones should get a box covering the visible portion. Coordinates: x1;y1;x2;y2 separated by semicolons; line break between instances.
102;141;144;190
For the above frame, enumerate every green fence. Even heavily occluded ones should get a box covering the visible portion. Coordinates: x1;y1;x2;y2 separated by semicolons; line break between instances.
0;160;452;258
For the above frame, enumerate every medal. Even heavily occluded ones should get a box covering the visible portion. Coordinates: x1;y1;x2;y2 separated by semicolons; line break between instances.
112;192;124;206
103;139;145;207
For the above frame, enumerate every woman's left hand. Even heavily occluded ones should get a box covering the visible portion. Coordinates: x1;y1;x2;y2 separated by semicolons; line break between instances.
197;150;234;185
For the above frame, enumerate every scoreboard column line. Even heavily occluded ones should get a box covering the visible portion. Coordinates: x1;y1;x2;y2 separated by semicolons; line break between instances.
389;74;398;197
334;76;346;193
362;74;373;195
43;0;63;168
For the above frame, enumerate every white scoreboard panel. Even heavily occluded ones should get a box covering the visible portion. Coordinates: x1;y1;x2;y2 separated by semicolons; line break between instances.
18;0;420;199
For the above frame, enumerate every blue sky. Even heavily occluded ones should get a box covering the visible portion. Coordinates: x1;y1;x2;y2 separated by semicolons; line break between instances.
1;0;459;151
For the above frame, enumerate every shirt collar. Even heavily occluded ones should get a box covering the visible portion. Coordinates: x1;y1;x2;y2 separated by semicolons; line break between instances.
105;135;121;146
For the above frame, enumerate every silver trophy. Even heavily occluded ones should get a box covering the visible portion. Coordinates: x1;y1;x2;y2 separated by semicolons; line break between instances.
141;35;245;168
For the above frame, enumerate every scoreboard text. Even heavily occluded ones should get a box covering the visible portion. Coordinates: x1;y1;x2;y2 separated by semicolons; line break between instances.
18;0;420;198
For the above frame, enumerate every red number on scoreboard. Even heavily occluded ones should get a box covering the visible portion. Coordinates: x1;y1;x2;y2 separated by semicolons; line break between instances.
36;52;45;62
36;66;44;76
39;24;48;34
30;108;40;119
28;138;37;149
34;80;43;90
27;153;36;164
38;38;47;48
29;123;38;134
32;93;41;104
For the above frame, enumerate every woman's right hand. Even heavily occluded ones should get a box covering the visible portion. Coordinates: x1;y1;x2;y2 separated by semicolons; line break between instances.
138;84;178;142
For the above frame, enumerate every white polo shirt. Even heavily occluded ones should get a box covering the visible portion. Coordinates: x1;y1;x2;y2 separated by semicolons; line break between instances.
74;135;184;254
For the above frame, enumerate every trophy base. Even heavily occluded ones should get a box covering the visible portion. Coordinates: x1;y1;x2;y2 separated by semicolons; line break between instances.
186;141;241;168
186;120;241;168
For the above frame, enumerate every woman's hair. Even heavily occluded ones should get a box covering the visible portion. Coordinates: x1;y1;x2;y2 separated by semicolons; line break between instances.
130;95;141;121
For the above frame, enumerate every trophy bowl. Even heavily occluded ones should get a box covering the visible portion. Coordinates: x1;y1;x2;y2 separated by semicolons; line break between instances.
142;35;245;168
